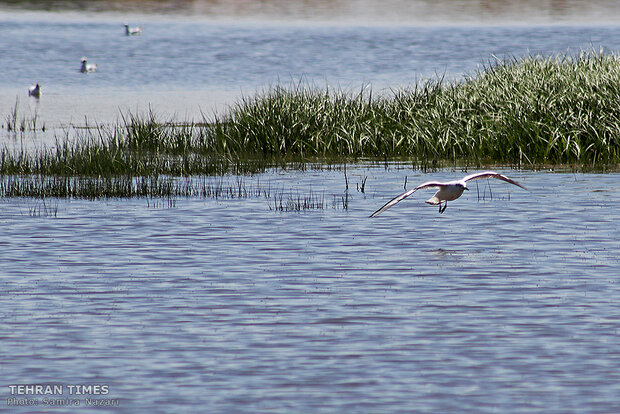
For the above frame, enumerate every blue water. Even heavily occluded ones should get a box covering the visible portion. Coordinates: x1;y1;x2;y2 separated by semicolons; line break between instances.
5;22;617;90
2;5;620;413
1;168;619;413
2;15;620;125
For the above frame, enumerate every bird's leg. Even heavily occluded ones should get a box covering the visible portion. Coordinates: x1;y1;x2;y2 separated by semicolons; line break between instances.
439;202;447;214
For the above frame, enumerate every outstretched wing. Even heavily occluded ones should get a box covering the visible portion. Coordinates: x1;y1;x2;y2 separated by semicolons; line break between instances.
462;171;527;190
369;181;443;217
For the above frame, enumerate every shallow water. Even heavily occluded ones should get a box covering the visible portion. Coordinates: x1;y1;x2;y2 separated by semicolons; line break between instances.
2;167;620;412
2;13;620;130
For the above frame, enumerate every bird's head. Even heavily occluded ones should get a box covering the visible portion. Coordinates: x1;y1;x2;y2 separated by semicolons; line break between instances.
459;183;469;191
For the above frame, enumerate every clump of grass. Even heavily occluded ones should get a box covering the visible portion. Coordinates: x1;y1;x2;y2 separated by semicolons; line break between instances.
400;50;620;166
211;83;391;157
212;50;620;166
0;112;280;177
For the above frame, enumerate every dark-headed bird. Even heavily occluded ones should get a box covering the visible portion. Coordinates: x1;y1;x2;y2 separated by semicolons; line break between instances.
124;23;142;36
28;83;41;98
80;57;97;73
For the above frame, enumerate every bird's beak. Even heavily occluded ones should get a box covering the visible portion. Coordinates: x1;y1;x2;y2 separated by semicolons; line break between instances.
464;187;470;191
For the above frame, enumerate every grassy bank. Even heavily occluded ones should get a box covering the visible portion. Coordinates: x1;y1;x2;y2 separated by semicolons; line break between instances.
2;51;619;198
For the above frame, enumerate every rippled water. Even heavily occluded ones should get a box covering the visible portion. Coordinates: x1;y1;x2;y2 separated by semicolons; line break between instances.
2;167;620;412
2;2;620;412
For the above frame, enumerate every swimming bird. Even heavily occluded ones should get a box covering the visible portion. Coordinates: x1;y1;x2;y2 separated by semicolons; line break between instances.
370;171;527;217
28;83;41;98
124;23;142;36
80;57;97;73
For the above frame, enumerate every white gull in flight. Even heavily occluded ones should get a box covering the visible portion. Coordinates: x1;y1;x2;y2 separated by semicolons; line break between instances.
370;171;527;217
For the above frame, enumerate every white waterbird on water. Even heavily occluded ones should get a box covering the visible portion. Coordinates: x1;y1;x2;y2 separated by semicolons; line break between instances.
28;83;41;98
124;23;142;36
80;57;97;73
370;171;527;217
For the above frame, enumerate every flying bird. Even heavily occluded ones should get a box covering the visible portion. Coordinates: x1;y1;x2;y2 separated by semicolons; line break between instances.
370;171;527;217
124;23;142;36
28;83;41;98
80;57;97;73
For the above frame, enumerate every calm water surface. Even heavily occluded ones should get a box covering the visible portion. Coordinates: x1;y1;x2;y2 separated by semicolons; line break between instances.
2;11;620;129
2;167;620;412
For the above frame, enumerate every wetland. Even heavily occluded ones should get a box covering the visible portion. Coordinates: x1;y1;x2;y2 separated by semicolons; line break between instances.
2;2;620;412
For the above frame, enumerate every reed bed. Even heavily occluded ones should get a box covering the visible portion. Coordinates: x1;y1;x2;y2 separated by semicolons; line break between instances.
1;116;276;177
1;51;619;200
213;51;620;166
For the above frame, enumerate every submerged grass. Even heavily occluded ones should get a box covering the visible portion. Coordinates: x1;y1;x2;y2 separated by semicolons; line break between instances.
3;98;45;134
1;51;619;199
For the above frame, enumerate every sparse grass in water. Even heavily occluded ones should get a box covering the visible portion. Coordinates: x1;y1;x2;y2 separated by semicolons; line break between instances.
4;99;45;133
0;174;349;212
270;189;328;212
20;198;58;217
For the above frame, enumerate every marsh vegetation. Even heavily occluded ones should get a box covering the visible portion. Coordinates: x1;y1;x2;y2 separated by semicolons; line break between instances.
213;51;620;165
2;52;619;201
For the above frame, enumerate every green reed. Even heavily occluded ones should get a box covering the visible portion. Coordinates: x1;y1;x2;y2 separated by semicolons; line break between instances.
1;51;619;200
1;114;277;177
213;51;620;166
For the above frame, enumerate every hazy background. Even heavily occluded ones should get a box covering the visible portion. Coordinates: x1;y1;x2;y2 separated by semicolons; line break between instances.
3;0;620;25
